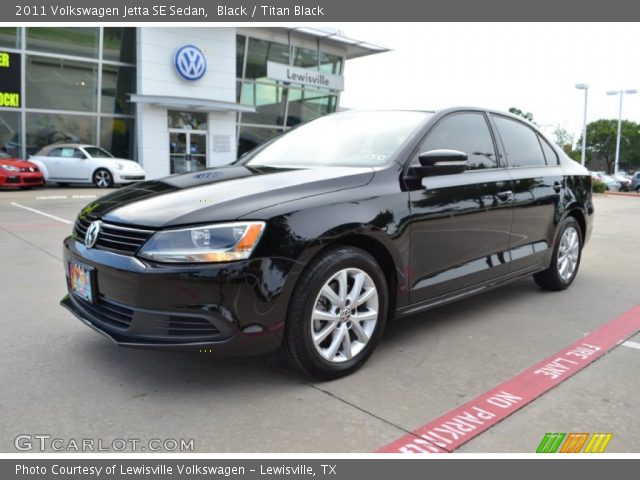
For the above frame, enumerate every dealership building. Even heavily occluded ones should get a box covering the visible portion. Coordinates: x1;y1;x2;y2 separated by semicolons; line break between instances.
0;27;385;179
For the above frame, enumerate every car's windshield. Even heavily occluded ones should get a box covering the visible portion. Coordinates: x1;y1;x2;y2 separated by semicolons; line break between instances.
83;147;114;158
243;111;431;168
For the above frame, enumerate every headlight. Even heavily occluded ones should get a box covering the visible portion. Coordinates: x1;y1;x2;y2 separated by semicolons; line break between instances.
1;164;21;172
138;222;266;263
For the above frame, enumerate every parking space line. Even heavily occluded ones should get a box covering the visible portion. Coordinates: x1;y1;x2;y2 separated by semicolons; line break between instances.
377;305;640;453
10;202;73;225
621;340;640;350
34;195;97;200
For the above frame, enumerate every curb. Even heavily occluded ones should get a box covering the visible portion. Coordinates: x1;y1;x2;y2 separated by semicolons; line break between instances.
604;192;640;198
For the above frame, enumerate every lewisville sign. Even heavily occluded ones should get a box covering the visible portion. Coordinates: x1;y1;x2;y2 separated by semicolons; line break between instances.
267;61;344;91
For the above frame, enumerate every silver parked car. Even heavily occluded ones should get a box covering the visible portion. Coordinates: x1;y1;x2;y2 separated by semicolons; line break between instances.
29;144;145;188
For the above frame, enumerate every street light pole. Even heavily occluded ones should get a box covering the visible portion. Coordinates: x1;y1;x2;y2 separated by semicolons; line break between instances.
607;89;637;174
575;84;588;166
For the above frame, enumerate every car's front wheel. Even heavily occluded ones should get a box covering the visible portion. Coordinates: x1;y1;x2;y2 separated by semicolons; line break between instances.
534;216;583;291
282;246;388;380
93;168;113;188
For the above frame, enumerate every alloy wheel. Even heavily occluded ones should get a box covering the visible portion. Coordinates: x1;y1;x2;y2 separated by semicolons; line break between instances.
310;268;379;363
94;170;111;188
557;226;580;282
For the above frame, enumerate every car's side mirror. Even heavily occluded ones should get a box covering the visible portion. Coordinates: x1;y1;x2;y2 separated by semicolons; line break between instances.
409;149;468;177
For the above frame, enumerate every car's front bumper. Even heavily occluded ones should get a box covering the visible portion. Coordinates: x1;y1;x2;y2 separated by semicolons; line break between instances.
113;172;145;184
61;236;298;355
0;172;44;187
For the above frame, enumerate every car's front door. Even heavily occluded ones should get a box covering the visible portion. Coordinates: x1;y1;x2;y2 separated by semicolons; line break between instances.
46;147;89;180
406;111;515;305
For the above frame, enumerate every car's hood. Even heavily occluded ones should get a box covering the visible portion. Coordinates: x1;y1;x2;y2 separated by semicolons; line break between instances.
0;159;39;169
83;165;374;228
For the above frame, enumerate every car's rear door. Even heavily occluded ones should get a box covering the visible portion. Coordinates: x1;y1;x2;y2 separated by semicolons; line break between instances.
406;111;515;304
490;114;564;273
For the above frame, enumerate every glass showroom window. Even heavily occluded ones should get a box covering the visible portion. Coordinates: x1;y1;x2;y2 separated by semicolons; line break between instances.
102;27;136;63
240;82;286;126
101;64;135;115
319;52;343;74
286;87;338;126
238;126;284;158
0;27;19;49
26;113;96;156
244;37;290;80
26;27;99;59
0;111;21;157
26;56;98;112
100;117;134;160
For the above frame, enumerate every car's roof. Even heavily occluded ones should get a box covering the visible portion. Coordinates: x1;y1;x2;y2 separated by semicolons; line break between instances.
40;143;99;150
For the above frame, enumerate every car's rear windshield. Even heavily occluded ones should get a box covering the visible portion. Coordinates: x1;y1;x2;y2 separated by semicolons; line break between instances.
242;111;430;168
83;147;114;158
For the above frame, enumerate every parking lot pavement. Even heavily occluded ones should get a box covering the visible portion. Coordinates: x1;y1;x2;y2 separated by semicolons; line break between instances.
1;188;639;453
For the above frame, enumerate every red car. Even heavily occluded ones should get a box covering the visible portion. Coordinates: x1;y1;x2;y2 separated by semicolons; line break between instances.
0;154;44;189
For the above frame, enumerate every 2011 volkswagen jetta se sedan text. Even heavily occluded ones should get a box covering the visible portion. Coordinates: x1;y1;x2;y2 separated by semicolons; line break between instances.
61;108;594;379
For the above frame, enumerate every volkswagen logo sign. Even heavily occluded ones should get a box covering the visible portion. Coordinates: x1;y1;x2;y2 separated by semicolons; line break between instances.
85;221;101;248
174;45;207;81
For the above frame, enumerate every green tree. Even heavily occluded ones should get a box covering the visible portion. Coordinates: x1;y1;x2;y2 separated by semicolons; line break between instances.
508;107;536;124
552;126;581;162
578;119;640;173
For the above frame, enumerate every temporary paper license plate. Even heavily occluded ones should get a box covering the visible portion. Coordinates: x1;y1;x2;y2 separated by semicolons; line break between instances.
69;260;94;303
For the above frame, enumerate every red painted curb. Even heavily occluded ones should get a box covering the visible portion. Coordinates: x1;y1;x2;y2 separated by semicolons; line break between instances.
377;305;640;453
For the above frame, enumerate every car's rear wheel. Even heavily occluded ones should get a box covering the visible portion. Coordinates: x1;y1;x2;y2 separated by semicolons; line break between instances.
282;246;388;380
93;168;113;188
534;216;583;291
636;186;640;193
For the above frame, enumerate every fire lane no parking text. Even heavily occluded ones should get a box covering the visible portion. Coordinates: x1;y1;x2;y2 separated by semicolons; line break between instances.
378;305;640;453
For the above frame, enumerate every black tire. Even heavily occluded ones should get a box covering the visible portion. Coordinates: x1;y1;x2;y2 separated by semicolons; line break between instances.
534;216;583;291
281;246;388;380
19;186;32;190
93;168;113;188
636;186;640;193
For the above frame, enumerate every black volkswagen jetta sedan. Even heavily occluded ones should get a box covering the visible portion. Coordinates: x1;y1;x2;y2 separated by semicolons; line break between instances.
62;108;593;379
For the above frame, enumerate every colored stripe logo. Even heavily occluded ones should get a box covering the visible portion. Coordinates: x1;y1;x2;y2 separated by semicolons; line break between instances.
536;433;612;453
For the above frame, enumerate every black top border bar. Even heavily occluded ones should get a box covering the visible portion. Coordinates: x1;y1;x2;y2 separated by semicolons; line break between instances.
4;0;640;22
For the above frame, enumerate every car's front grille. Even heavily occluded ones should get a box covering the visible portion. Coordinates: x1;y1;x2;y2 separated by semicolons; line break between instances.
71;294;223;340
74;215;155;255
73;295;134;330
24;177;42;183
165;316;221;337
6;176;19;183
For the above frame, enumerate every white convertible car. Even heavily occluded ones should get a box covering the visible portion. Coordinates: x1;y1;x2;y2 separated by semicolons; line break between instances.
29;144;146;188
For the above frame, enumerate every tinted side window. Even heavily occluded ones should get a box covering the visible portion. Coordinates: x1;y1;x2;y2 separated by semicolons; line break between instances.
539;135;559;165
48;148;62;157
418;113;498;170
492;115;546;167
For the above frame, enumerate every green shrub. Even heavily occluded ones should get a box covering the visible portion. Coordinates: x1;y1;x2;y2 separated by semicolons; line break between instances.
592;180;607;193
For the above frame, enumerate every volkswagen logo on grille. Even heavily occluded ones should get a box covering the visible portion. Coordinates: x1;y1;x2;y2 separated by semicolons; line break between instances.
174;45;207;81
85;221;102;248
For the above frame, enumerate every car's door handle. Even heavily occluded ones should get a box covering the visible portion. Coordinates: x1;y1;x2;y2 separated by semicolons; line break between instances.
496;190;512;201
553;181;563;193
